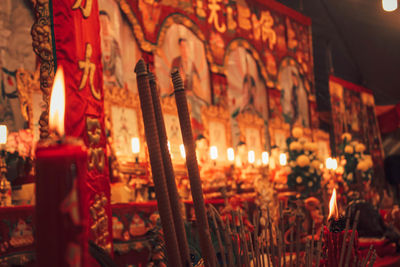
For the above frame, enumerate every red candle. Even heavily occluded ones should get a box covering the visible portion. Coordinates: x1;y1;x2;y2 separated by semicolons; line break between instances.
35;67;89;266
323;188;359;267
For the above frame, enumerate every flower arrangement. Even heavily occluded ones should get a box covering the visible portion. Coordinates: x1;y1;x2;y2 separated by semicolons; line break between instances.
339;133;373;185
286;127;322;195
3;129;35;182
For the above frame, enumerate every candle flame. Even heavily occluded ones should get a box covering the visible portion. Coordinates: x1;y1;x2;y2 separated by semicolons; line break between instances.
49;66;65;136
262;151;269;165
131;137;140;154
248;150;255;164
210;146;218;160
328;188;339;221
0;125;7;145
279;153;287;166
227;148;235;162
180;144;186;159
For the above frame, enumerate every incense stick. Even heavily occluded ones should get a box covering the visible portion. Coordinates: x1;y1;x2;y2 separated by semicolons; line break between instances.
289;227;293;267
339;212;351;267
210;206;227;267
310;221;315;267
295;212;301;267
148;70;191;266
135;59;182;267
239;211;251;267
276;226;282;267
361;245;373;267
344;210;361;267
280;203;286;267
368;250;376;267
264;225;271;267
254;211;260;267
266;206;275;267
315;227;324;267
172;70;216;267
224;216;235;267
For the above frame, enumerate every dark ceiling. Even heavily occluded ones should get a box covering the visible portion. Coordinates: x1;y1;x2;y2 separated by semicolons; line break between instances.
275;0;400;106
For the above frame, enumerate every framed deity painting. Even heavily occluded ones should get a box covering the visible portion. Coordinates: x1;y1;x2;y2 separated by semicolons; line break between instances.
154;23;211;137
226;44;269;148
278;58;310;128
99;0;142;93
0;0;36;133
162;97;185;164
201;105;232;163
236;112;266;160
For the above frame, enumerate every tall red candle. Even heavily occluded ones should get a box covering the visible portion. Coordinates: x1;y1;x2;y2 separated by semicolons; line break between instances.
35;67;90;266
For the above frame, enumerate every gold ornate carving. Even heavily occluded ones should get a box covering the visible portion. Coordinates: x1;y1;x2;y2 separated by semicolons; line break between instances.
224;39;269;84
90;193;112;253
31;0;54;139
269;121;290;148
15;68;41;129
117;0;155;52
236;111;266;150
201;105;232;149
86;117;105;172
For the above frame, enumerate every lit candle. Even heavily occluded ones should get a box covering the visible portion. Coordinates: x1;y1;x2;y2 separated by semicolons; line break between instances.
248;150;255;164
180;144;186;159
0;125;7;145
279;153;287;166
227;147;235;162
35;66;88;266
326;157;332;170
48;67;65;137
131;137;140;154
262;151;269;165
331;159;338;171
210;146;218;161
383;0;397;11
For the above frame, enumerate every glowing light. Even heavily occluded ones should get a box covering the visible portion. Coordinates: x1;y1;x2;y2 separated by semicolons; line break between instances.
180;144;186;159
49;66;66;136
383;0;397;12
262;151;269;165
248;150;255;164
167;141;171;153
326;157;338;170
328;188;339;221
210;146;218;160
131;137;140;154
0;125;7;145
227;148;235;162
279;153;287;166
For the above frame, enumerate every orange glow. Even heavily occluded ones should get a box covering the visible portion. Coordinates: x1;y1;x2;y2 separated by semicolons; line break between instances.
328;188;339;221
49;66;66;136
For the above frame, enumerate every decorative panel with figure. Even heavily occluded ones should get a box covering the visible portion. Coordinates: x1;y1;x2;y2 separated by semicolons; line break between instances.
154;23;211;137
0;0;36;132
278;58;310;128
226;44;268;149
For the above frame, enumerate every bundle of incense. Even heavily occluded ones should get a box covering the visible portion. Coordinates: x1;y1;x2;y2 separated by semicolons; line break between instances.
343;210;360;267
172;70;217;267
315;227;324;267
135;59;182;267
148;70;191;266
209;206;227;267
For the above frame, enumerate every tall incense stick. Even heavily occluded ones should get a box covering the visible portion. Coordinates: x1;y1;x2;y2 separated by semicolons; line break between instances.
171;70;216;267
344;210;360;267
148;71;191;266
135;59;182;267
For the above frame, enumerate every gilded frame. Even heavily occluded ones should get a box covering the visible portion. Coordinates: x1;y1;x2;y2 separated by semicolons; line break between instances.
236;112;266;154
104;85;145;163
201;105;232;163
161;96;185;164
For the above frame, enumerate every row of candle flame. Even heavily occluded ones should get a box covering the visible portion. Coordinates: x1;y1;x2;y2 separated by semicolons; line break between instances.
0;66;341;172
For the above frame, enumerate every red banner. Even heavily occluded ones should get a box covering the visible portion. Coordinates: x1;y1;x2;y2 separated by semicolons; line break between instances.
51;0;112;260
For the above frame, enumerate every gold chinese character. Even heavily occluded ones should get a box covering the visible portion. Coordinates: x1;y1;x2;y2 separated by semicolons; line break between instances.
78;43;101;100
237;3;251;31
252;11;276;49
86;117;105;172
72;0;93;18
207;0;226;33
227;6;237;31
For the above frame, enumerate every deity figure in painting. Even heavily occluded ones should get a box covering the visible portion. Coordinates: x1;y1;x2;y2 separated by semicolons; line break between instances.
99;10;123;88
279;61;309;127
0;0;35;132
